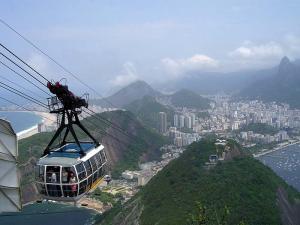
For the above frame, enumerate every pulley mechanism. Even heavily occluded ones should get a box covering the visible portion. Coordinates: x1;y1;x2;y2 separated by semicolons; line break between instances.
43;81;99;157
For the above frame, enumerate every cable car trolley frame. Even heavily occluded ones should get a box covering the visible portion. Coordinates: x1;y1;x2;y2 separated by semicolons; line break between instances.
35;81;108;202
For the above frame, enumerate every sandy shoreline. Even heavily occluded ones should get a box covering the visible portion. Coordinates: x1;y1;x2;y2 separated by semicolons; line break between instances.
253;140;300;158
0;110;57;140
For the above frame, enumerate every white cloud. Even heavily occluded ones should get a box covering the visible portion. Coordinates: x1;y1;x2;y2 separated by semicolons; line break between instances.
229;42;284;59
27;53;49;73
161;54;218;77
109;62;138;87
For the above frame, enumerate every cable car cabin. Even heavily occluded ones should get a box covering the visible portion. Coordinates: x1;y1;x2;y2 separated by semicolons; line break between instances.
35;80;110;202
35;142;107;202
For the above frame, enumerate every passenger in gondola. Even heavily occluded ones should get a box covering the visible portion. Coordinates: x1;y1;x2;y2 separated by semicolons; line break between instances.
69;172;77;197
51;172;57;183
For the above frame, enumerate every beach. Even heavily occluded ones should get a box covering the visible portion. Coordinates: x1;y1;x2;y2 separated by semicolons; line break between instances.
17;111;57;140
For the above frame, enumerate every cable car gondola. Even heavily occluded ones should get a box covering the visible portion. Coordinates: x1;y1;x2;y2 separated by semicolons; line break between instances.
35;81;108;202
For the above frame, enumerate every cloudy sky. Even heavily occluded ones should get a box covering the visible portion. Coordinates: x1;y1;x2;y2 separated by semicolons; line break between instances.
1;0;300;97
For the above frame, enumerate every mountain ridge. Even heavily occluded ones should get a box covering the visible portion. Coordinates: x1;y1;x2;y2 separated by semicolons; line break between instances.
239;57;300;108
92;80;162;108
169;88;211;109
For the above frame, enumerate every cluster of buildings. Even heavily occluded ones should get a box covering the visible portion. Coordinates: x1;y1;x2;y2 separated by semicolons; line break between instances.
240;130;289;144
207;99;300;132
173;113;196;129
121;145;185;186
158;97;300;148
169;127;201;147
159;111;201;147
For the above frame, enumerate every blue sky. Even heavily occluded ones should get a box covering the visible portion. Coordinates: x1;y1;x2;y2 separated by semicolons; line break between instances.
1;0;300;97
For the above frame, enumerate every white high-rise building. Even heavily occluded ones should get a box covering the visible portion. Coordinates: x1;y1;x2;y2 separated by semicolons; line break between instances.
179;115;185;128
159;112;167;133
174;114;179;127
190;113;196;126
185;116;192;129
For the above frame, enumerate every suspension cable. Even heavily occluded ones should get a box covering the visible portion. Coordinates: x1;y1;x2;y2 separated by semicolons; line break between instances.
0;74;45;100
0;82;48;108
0;96;56;123
0;60;50;96
0;19;144;133
0;43;50;83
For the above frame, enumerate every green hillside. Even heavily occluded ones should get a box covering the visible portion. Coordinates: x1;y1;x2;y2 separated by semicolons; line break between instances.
98;139;300;225
125;95;174;131
170;89;211;109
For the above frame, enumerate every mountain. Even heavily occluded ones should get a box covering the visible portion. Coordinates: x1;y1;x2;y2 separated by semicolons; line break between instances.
92;80;162;108
97;139;300;225
169;89;211;109
125;95;174;131
155;68;276;95
19;110;166;203
240;57;300;108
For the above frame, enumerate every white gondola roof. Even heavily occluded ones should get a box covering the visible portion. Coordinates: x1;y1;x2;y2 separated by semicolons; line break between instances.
37;143;104;166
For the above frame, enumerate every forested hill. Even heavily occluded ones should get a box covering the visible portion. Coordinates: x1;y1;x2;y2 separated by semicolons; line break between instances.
125;95;174;131
170;89;211;109
98;139;300;225
92;80;161;107
19;110;166;203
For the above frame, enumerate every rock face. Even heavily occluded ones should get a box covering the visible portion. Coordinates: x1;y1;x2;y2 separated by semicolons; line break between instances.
93;80;162;108
277;187;300;225
240;57;300;108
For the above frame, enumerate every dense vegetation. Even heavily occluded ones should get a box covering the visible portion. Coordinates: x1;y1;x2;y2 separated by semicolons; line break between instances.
110;111;167;177
125;95;174;131
98;139;300;225
239;123;279;135
170;89;211;109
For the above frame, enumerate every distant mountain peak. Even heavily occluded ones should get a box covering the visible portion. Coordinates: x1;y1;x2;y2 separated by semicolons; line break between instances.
278;56;293;74
280;56;290;64
92;80;161;107
127;80;150;87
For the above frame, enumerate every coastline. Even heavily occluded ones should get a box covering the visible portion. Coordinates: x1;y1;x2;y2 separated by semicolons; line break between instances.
17;125;39;140
23;198;102;214
0;110;57;140
253;140;300;158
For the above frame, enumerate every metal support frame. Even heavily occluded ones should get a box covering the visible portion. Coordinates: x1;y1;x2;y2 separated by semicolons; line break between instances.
43;103;99;157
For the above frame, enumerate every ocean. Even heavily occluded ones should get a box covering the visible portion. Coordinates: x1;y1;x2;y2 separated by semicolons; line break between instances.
0;111;42;133
0;203;96;225
258;143;300;192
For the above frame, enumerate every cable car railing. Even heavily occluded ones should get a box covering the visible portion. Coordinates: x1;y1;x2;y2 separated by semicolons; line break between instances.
36;148;107;200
